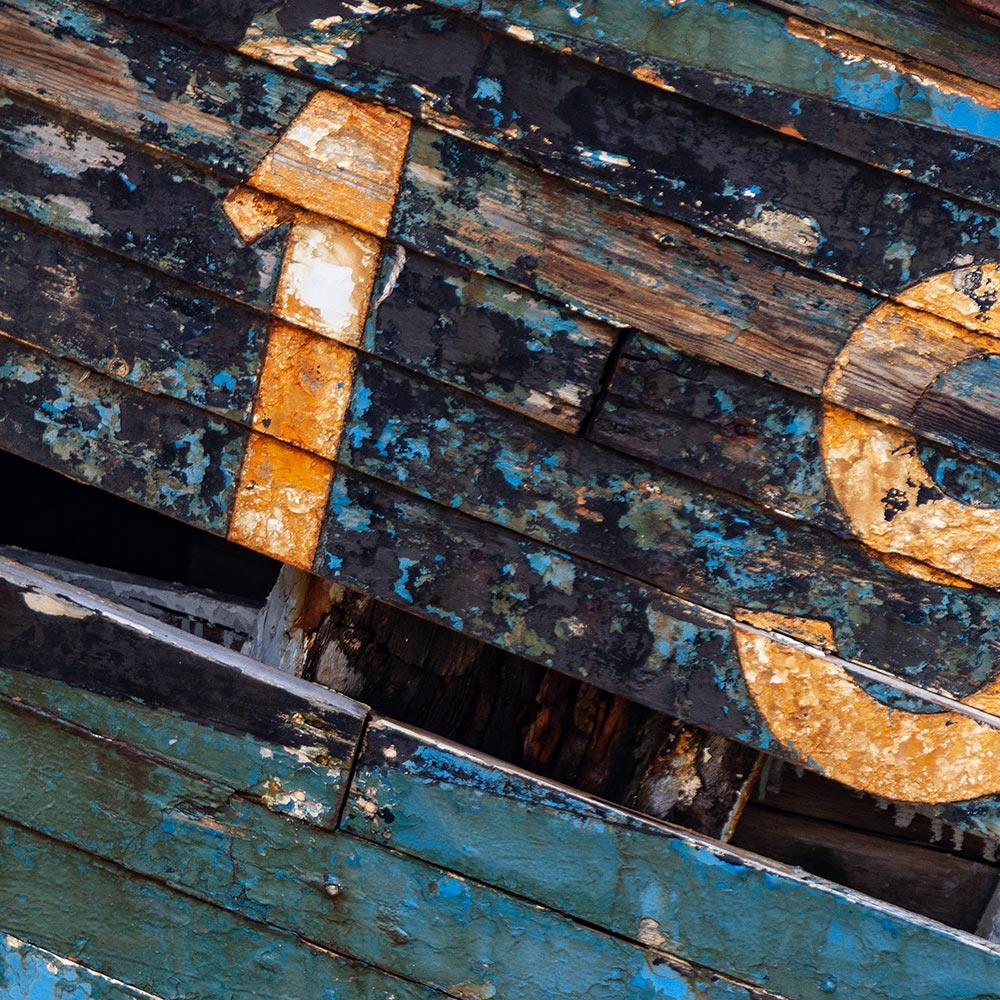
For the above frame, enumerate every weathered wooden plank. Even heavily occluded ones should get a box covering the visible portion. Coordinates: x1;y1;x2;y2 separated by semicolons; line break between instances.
1;545;259;651
0;556;367;827
93;0;1000;300
0;0;312;177
0;934;163;1000
423;0;1000;213
0;663;779;1000
30;0;1000;318
339;353;1000;687
343;718;1000;1000
0;208;267;422
0;95;285;310
0;96;616;432
101;0;1000;227
366;243;617;431
0;339;245;532
0;0;412;238
9;26;1000;465
590;329;1000;546
759;0;1000;93
0;819;438;1000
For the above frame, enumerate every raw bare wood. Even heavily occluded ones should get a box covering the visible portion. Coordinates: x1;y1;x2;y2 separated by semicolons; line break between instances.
731;806;1000;932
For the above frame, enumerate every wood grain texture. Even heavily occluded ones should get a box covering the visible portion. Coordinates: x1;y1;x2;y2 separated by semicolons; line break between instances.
0;208;267;423
0;613;778;1000
344;718;1000;1000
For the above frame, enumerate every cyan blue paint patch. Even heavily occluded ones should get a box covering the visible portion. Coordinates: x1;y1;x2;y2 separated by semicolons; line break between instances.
212;371;237;392
472;77;504;102
352;384;373;418
394;557;417;602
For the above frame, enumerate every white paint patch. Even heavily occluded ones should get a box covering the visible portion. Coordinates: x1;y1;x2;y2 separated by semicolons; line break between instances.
506;25;535;42
283;224;361;339
736;207;822;258
636;917;668;948
11;123;126;177
22;590;93;620
263;785;327;820
39;194;106;239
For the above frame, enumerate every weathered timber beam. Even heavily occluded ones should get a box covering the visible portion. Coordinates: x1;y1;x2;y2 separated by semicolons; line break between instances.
343;718;1000;1000
13;0;1000;325
0;554;367;828
423;0;1000;214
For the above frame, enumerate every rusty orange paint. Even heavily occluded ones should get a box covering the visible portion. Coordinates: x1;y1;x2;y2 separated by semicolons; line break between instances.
253;322;356;460
735;609;1000;804
229;433;333;570
247;89;410;238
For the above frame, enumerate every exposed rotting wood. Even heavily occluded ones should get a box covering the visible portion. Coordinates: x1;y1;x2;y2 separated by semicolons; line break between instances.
307;581;747;818
628;722;763;841
344;718;1000;1000
731;807;1000;932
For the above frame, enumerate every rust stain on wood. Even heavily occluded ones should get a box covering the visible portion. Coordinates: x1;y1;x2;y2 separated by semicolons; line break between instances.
736;609;1000;804
247;89;410;238
229;434;332;569
253;322;356;460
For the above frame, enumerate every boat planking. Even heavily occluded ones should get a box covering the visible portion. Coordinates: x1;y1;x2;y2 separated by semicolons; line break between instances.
4;0;1000;842
3;555;1000;1000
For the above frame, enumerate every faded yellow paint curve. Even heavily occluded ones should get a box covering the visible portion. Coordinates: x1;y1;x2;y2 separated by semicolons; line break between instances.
735;610;1000;804
821;268;1000;589
229;434;333;570
253;323;356;460
822;403;1000;587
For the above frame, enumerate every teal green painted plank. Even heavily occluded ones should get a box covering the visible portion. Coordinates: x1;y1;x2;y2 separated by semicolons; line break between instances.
343;719;1000;1000
0;557;367;829
0;818;438;1000
0;666;779;1000
0;934;162;1000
